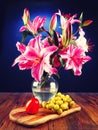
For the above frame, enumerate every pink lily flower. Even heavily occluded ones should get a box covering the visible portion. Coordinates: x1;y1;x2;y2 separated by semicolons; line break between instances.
56;10;81;30
56;10;81;47
75;28;89;52
12;35;58;82
22;8;30;25
59;44;91;76
49;13;57;34
16;42;26;53
20;16;46;35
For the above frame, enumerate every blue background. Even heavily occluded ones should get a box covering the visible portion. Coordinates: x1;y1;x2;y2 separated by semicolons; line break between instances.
0;0;98;92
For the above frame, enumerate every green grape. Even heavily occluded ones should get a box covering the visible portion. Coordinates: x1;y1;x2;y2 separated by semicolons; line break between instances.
62;97;67;102
53;104;59;110
60;94;65;99
56;100;63;105
41;93;76;115
69;101;75;106
65;95;70;99
57;108;63;114
51;98;56;104
48;103;54;109
42;101;46;108
68;98;72;103
61;103;69;110
46;104;49;109
47;100;51;104
55;92;62;97
54;96;61;101
64;95;72;103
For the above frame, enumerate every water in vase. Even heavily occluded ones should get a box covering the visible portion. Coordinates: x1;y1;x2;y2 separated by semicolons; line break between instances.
32;75;59;103
32;88;58;103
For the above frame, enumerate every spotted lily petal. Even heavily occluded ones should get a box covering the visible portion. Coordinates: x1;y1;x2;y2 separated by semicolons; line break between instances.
16;42;26;53
59;44;91;76
27;16;46;35
12;34;58;81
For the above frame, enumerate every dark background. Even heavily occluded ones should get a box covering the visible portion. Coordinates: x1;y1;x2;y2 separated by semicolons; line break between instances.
0;0;98;92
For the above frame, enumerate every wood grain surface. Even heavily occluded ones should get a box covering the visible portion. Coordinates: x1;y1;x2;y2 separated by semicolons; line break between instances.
0;93;98;130
9;104;81;127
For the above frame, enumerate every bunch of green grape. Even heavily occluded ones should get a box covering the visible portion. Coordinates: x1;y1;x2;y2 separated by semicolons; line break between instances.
42;92;75;114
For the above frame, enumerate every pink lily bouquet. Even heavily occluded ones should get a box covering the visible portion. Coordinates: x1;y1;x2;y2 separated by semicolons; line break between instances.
12;8;93;85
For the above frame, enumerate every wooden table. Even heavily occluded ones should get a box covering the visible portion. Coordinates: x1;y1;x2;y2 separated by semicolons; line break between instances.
0;93;98;130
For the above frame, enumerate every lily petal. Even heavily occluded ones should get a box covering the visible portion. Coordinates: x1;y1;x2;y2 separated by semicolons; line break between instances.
16;42;26;53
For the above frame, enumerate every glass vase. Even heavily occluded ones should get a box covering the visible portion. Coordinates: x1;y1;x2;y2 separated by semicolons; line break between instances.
32;75;59;103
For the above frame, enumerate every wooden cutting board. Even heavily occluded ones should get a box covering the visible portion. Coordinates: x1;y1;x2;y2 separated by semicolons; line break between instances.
9;103;81;127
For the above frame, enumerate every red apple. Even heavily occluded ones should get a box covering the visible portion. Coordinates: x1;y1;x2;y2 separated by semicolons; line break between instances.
26;97;40;114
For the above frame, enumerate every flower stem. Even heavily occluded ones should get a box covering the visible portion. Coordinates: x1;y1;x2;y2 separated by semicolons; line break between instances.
40;72;49;88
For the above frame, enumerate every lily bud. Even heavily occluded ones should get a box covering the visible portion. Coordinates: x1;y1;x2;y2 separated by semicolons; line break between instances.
22;8;30;25
49;13;57;35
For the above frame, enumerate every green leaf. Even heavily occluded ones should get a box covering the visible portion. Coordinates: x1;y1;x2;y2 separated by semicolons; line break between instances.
79;12;84;28
21;31;33;43
79;12;83;23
